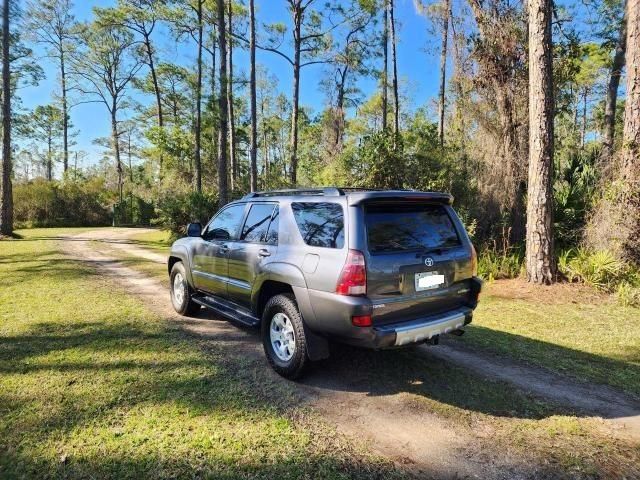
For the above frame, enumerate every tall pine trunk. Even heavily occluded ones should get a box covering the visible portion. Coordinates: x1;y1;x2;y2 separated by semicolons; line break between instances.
0;0;12;236
216;0;228;207
381;1;388;131
249;0;258;192
603;12;627;158
526;0;555;284
227;0;237;190
111;110;123;207
194;0;203;193
143;33;164;179
289;5;302;185
437;0;450;147
60;50;69;173
389;0;399;140
620;0;640;262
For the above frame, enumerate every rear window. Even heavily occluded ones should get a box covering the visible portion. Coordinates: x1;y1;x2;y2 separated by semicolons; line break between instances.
365;204;461;253
292;202;344;249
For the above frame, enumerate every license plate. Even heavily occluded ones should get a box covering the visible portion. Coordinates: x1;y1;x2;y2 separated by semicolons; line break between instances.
415;271;445;291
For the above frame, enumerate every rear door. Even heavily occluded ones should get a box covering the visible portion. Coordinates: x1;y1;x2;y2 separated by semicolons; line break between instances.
363;202;472;325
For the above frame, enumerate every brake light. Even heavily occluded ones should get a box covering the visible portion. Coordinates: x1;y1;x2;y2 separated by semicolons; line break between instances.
351;315;372;327
336;249;367;296
471;244;478;277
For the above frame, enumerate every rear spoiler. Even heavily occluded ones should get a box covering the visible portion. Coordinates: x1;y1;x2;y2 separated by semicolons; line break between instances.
347;191;454;206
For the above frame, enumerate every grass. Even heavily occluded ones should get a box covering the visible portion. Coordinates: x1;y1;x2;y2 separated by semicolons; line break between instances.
0;230;399;479
455;279;640;397
2;228;639;479
127;229;172;254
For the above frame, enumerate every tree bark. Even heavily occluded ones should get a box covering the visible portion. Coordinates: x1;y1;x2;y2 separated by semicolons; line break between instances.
437;0;450;147
0;0;12;236
526;0;555;284
249;0;258;192
619;0;640;263
289;4;302;185
47;131;53;181
111;109;123;207
143;32;164;179
389;0;399;141
60;49;69;173
216;0;228;207
227;0;236;190
603;11;627;158
381;0;388;131
194;0;203;193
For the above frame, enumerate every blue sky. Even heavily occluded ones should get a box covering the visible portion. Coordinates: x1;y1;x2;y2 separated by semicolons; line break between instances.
20;0;448;171
20;0;596;172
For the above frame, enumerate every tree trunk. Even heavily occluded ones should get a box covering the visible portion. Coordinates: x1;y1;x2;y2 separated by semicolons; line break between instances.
526;0;555;284
47;133;52;181
289;5;302;185
216;0;228;207
0;0;12;236
381;1;388;131
143;33;164;179
437;0;450;147
111;110;123;207
60;50;69;173
619;0;640;263
389;0;399;141
210;23;218;183
227;0;237;190
194;0;203;193
603;10;627;158
249;0;258;192
581;87;588;149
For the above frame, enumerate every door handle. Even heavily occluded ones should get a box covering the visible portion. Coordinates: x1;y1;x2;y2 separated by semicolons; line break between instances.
258;249;271;258
219;245;229;254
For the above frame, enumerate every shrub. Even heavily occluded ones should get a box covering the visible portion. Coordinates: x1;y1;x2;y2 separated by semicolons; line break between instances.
477;248;525;281
558;248;640;306
154;191;219;239
14;178;112;227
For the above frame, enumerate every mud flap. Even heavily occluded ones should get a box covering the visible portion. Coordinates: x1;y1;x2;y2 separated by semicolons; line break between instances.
303;323;330;361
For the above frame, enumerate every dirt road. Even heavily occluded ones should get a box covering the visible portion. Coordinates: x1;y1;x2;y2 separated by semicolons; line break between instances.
61;228;640;479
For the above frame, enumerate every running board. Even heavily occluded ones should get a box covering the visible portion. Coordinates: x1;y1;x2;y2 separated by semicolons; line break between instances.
192;294;260;327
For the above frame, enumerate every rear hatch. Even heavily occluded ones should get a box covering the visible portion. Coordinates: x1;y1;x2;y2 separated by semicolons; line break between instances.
363;202;474;326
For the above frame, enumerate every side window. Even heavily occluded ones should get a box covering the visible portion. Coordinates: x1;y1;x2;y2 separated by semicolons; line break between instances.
240;203;276;243
265;207;279;245
291;202;344;249
203;204;245;241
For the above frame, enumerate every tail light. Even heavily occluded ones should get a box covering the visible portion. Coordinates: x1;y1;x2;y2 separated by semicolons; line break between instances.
471;244;478;277
336;249;367;296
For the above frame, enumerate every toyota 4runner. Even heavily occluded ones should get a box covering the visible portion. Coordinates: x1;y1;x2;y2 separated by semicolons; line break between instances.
168;188;482;378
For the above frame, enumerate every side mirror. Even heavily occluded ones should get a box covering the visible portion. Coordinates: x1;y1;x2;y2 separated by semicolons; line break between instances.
186;222;202;237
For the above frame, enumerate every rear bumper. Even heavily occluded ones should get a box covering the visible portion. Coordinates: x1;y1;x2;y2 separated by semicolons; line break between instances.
373;307;472;348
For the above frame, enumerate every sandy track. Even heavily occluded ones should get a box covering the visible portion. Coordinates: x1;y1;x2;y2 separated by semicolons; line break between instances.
60;228;640;478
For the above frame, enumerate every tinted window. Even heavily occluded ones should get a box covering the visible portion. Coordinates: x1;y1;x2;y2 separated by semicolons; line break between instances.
365;204;461;253
265;207;279;245
292;202;344;249
241;203;276;243
204;204;245;241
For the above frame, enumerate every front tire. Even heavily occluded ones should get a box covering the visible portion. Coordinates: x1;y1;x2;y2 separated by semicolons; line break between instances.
262;293;308;379
170;262;200;316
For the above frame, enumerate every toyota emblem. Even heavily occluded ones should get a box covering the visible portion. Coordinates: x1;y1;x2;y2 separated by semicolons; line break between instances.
424;257;434;267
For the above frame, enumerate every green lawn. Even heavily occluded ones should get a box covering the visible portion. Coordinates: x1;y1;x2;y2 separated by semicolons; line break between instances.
127;229;172;254
455;280;640;397
0;230;398;479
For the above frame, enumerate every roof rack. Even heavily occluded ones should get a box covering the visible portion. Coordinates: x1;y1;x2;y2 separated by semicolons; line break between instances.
240;187;422;200
241;187;343;200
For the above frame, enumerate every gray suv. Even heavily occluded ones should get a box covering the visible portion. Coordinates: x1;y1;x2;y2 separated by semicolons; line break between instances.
168;188;482;378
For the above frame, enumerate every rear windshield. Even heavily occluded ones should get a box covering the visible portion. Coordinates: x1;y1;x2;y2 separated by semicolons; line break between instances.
292;202;344;249
365;204;461;253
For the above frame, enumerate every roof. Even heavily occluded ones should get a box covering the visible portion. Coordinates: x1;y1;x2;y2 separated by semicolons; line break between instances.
240;188;454;205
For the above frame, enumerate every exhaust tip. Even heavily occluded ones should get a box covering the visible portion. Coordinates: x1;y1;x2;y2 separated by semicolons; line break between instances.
450;329;465;337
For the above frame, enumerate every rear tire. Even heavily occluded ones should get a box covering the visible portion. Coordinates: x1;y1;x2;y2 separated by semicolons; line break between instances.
170;262;200;316
262;293;308;379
